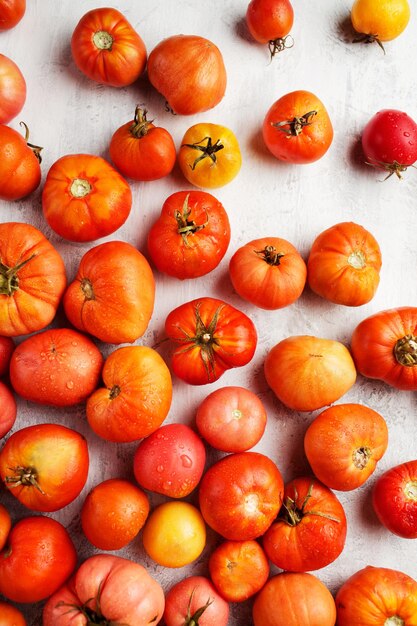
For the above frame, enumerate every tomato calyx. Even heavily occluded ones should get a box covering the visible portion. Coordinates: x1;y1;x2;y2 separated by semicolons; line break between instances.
268;34;294;59
348;249;366;269
352;446;372;470
93;30;114;51
70;178;92;198
0;254;36;296
394;334;417;366
4;465;45;495
272;110;317;137
184;587;213;626
255;245;285;266
109;385;121;400
129;106;153;138
19;121;43;163
174;194;208;247
352;33;386;54
182;136;224;170
365;158;414;180
279;483;341;526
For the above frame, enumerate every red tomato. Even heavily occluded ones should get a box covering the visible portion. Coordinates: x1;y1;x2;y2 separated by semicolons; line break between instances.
372;460;417;538
0;381;16;438
43;554;165;626
10;328;103;406
263;90;333;164
246;0;294;57
0;516;77;603
0;503;11;552
0;601;26;626
0;124;41;200
0;336;13;376
165;297;257;385
195;386;267;452
148;191;231;280
199;451;283;540
262;477;347;572
133;423;206;498
0;55;26;124
164;576;229;626
0;0;25;30
362;109;417;179
109;106;176;181
71;7;147;87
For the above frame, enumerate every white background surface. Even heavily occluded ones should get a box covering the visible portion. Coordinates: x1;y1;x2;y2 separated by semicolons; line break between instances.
1;0;417;624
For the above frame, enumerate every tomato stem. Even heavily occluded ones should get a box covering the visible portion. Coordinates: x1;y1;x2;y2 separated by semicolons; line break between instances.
5;466;46;495
394;334;417;366
184;587;213;625
70;178;92;198
272;111;317;137
352;446;371;470
130;106;153;138
255;245;285;266
93;30;113;50
280;482;341;526
352;33;386;54
0;254;37;296
365;158;415;180
268;34;294;59
81;278;95;300
182;136;224;170
404;480;417;502
19;121;43;163
174;194;208;248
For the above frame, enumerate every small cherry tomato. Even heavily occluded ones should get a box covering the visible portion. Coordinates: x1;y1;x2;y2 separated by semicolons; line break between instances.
372;460;417;539
0;124;41;201
0;381;17;438
351;0;410;50
0;55;26;124
0;0;25;31
164;576;229;626
246;0;294;57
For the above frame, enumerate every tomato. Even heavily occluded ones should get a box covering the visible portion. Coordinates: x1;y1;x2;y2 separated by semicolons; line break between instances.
86;346;172;442
0;222;66;337
147;35;226;115
165;297;257;385
0;423;89;512
0;601;26;626
63;240;155;344
42;153;132;242
307;221;382;307
351;307;417;390
10;328;103;406
361;109;417;179
133;423;206;498
0;516;76;603
229;236;306;309
208;539;269;602
351;0;410;49
335;565;417;626
263;90;333;164
263;477;347;572
0;381;16;438
178;123;242;188
0;504;11;552
372;460;417;538
0;0;25;30
147;190;231;280
43;554;165;626
253;572;337;626
199;451;283;540
246;0;294;57
81;478;150;550
0;124;41;200
109;106;176;181
142;501;206;568
71;7;146;87
304;403;388;491
195;386;267;452
0;55;26;124
164;576;229;626
0;336;14;376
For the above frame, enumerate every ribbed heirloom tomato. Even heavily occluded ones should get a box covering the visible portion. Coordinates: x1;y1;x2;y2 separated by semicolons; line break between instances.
246;0;294;57
0;54;26;124
0;0;25;30
0;124;41;200
351;0;410;50
372;460;417;538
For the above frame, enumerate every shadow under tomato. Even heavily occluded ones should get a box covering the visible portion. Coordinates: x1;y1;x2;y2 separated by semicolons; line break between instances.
348;135;368;174
337;13;358;45
234;16;256;45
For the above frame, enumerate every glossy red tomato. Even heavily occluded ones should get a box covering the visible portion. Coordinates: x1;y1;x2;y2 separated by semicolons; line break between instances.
164;576;229;626
246;0;294;57
372;460;417;538
0;0;25;30
0;124;41;200
0;336;13;376
362;109;417;178
0;55;26;124
0;504;11;552
148;191;231;280
0;381;16;438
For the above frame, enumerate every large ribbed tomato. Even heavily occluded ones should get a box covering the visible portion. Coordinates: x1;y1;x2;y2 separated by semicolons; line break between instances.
0;124;41;200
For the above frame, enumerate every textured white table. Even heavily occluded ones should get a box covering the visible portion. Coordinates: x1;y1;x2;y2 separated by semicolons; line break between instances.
1;0;417;624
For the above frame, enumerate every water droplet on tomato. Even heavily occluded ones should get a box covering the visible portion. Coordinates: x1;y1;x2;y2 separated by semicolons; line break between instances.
180;455;193;468
404;131;410;137
156;465;164;473
66;381;74;389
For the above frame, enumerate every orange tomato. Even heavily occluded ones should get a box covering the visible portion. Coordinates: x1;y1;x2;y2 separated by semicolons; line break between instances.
351;0;410;48
246;0;294;57
0;601;26;626
0;124;41;200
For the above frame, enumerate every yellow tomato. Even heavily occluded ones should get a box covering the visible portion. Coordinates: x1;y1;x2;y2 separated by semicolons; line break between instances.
351;0;410;43
178;122;241;188
142;501;206;568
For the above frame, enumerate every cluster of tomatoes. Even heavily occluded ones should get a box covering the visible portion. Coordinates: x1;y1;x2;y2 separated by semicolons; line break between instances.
1;0;417;625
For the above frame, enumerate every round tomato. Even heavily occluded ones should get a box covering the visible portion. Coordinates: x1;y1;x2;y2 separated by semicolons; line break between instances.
109;106;176;181
164;576;229;626
304;403;388;491
63;240;155;344
86;346;172;442
0;336;13;376
43;554;165;626
265;335;357;411
147;34;226;115
0;423;89;512
133;423;206;498
0;516;77;603
10;328;103;406
0;0;25;30
147;190;231;280
229;236;306;309
199;451;283;540
71;7;146;87
0;222;66;337
246;0;294;57
335;565;417;626
142;501;206;568
0;601;26;626
0;381;16;438
178;123;242;188
81;478;150;550
253;572;337;626
195;386;267;452
42;153;132;242
165;296;257;385
0;504;11;552
307;221;382;306
263;477;347;572
263;90;333;164
0;54;26;124
351;0;410;48
0;124;41;200
361;109;417;179
351;307;417;390
208;539;269;602
372;460;417;538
